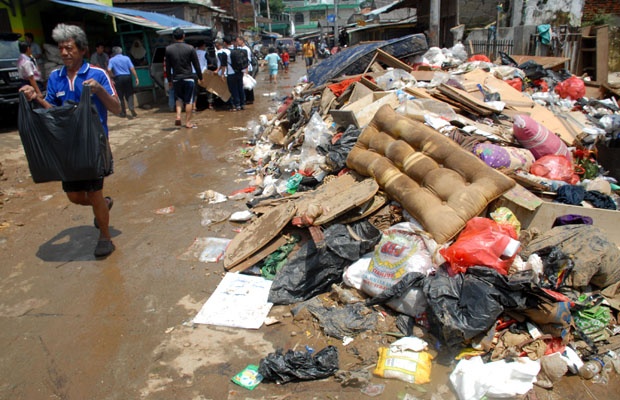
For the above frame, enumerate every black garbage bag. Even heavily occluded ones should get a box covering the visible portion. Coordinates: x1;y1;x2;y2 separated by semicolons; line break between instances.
17;85;113;183
293;297;377;339
268;221;381;304
318;124;362;172
365;272;426;307
535;246;574;290
423;265;543;352
518;60;547;81
258;345;339;384
499;51;518;67
546;69;573;85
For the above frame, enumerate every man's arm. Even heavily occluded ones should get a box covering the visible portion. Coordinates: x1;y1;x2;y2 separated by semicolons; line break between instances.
130;67;139;86
191;50;202;81
165;48;173;84
84;78;121;115
19;85;52;109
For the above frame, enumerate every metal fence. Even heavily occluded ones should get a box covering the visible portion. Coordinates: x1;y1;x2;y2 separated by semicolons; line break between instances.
466;39;514;59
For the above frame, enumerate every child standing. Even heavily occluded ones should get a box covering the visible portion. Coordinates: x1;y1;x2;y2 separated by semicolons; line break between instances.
264;47;282;84
281;49;290;73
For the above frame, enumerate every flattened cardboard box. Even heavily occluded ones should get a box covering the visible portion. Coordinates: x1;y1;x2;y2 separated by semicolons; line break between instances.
492;186;620;246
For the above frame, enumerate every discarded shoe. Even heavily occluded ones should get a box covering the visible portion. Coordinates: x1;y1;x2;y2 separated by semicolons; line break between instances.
94;196;113;229
94;239;115;258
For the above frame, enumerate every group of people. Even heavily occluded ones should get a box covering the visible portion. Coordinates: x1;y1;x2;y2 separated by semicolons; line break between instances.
15;24;283;259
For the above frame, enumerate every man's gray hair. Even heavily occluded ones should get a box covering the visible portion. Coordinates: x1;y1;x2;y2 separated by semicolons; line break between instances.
52;24;88;50
112;46;123;55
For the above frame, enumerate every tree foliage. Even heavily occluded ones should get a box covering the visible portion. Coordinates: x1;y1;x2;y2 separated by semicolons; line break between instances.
260;0;285;16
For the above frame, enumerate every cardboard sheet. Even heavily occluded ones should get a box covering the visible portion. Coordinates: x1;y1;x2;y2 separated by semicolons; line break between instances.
193;273;273;329
199;71;231;102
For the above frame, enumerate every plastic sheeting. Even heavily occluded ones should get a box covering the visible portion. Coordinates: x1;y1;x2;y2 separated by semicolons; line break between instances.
307;34;428;87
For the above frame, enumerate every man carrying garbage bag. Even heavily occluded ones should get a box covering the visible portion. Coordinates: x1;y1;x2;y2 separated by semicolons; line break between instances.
19;24;121;258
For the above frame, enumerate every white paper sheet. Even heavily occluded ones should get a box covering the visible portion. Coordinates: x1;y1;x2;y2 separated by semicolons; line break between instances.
192;273;273;329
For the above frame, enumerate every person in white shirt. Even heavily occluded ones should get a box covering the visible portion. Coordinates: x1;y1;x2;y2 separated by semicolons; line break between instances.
25;32;42;62
235;35;255;104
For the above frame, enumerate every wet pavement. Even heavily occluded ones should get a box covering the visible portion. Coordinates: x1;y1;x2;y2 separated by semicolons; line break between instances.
0;60;618;400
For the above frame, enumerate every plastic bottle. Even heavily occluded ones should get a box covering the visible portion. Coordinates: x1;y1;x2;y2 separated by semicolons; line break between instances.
606;350;620;373
592;359;609;385
578;359;602;380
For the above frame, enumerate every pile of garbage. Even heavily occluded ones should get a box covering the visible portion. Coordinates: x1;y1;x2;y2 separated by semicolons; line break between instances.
197;40;620;398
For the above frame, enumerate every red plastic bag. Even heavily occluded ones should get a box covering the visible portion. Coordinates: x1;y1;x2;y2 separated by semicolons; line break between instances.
533;79;548;92
530;155;578;183
468;54;491;62
440;217;518;275
506;78;523;92
555;76;585;100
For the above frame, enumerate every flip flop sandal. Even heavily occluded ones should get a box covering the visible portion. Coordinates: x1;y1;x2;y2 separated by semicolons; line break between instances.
94;239;115;258
186;124;198;129
94;196;114;229
175;119;182;126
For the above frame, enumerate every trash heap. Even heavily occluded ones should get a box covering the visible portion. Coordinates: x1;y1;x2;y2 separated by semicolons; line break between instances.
196;40;620;398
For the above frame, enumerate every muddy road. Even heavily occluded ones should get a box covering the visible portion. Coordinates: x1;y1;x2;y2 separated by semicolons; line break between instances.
0;60;616;400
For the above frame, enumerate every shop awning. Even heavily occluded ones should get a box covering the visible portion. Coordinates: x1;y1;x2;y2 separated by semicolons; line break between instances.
50;0;207;31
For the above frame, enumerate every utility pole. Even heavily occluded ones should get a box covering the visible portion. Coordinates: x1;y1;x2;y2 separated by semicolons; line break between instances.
266;0;272;32
251;0;257;29
334;0;339;47
429;0;440;47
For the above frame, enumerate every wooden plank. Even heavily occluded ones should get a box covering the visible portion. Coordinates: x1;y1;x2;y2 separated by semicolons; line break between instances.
348;81;374;104
333;191;389;225
369;48;413;73
437;83;498;116
510;55;570;70
223;201;296;270
354;92;400;128
329;109;359;128
313;177;379;225
227;235;289;273
360;76;382;91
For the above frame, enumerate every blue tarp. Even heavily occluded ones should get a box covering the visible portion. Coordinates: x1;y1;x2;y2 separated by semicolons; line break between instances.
51;0;207;31
307;33;428;87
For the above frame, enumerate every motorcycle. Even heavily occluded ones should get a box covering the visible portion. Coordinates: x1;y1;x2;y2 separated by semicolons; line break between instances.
318;43;331;59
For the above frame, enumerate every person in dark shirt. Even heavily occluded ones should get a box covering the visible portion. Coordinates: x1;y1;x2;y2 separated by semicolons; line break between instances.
165;27;202;128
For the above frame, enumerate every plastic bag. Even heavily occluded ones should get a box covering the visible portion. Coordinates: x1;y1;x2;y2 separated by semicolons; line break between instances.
530;155;577;183
293;297;376;339
361;222;436;316
268;221;381;304
17;85;113;183
258;346;339;384
555;76;585;100
373;348;433;384
468;54;491;62
243;74;257;90
440;217;519;275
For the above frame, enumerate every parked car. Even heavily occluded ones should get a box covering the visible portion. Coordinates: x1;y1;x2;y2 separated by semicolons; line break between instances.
0;32;23;108
275;37;297;61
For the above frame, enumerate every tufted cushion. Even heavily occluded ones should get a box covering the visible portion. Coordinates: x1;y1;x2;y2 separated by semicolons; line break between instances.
346;105;515;243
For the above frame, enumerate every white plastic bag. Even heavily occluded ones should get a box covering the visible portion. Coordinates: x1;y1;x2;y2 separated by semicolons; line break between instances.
361;222;437;316
450;356;540;400
243;74;257;90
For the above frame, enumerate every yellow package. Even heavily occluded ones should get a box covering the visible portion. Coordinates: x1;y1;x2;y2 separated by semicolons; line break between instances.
373;347;433;384
490;206;521;234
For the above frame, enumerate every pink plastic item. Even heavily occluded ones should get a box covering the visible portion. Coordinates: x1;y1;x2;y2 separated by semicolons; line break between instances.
513;115;571;161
